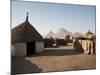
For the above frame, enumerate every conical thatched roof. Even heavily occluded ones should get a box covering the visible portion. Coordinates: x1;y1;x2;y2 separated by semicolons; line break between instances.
85;30;94;35
12;13;43;43
85;30;95;38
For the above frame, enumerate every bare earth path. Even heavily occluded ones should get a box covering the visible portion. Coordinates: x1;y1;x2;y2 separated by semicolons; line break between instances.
11;45;96;74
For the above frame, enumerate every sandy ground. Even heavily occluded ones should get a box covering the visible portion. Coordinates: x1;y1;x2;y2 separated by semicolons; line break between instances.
11;45;96;74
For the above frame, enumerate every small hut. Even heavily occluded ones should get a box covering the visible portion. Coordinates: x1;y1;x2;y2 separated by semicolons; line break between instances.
11;13;44;56
73;30;95;55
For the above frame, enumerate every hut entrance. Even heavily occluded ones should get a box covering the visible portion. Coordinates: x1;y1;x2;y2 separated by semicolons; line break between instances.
27;42;35;56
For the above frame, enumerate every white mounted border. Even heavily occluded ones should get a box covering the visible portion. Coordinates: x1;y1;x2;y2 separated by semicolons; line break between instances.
0;0;98;75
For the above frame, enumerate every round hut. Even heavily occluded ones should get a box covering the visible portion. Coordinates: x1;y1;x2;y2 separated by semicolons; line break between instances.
11;13;44;56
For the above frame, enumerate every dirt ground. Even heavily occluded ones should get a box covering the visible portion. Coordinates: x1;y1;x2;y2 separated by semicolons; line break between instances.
11;45;96;74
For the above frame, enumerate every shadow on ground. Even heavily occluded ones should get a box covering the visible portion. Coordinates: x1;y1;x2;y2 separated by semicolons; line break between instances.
11;57;42;75
32;49;83;57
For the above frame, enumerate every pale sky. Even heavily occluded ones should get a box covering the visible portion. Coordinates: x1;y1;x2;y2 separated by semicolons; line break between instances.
12;0;96;36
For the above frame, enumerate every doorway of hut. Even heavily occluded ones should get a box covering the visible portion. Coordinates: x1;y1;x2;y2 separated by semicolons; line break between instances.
27;41;35;56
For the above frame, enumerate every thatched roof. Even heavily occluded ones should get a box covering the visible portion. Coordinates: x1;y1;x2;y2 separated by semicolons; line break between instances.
85;30;95;39
86;30;94;36
12;13;43;43
72;32;83;38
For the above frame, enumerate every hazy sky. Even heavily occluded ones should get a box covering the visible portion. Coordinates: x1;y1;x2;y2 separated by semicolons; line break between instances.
12;0;96;36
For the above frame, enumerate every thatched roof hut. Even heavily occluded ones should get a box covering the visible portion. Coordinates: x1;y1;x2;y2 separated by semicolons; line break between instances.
73;30;96;55
11;13;44;56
